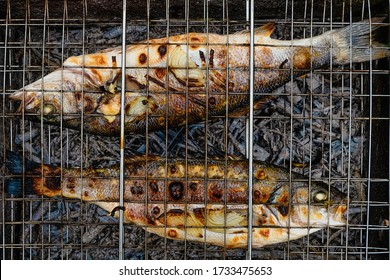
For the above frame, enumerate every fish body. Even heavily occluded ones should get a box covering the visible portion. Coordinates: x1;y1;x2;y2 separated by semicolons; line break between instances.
5;151;347;248
10;18;390;136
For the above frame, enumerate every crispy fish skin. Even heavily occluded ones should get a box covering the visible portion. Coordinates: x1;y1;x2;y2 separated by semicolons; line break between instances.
10;18;390;135
5;152;347;248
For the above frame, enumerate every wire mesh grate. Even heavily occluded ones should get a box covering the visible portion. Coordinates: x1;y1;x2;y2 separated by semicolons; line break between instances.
1;0;389;260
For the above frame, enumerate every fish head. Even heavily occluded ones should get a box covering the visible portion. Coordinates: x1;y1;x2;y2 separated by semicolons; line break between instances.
97;93;159;124
290;181;348;227
10;69;103;121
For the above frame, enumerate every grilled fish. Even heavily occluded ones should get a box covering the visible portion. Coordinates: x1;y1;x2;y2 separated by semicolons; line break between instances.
9;18;389;136
4;151;348;248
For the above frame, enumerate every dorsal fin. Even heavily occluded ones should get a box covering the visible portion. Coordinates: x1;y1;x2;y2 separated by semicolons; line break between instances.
235;22;276;37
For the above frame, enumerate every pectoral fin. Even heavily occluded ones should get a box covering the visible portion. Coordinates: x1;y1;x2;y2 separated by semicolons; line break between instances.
169;45;205;87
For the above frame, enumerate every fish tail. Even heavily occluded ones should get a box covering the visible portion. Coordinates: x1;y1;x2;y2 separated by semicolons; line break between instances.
331;17;390;64
4;151;41;196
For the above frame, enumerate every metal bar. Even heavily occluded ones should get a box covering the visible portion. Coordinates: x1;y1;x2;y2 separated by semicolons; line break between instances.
286;0;294;259
306;0;314;259
365;3;373;259
1;0;11;261
326;0;334;260
246;0;255;259
79;0;87;260
118;0;127;260
345;0;354;259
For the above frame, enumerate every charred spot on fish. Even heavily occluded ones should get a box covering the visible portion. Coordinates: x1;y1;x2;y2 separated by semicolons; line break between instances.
211;187;223;200
146;216;156;226
256;169;266;180
158;45;167;58
75;92;83;102
198;233;203;238
170;165;177;174
142;99;148;105
278;205;289;216
67;178;76;184
149;181;159;193
279;58;289;69
168;229;177;238
131;185;144;195
169;181;184;200
253;190;261;200
152;206;160;216
209;49;214;68
83;191;89;197
258;214;268;225
167;209;185;216
83;96;95;113
139;53;147;64
233;230;246;234
259;228;270;238
208;96;216;106
193;208;205;220
46;176;61;190
66;180;76;190
199;50;206;63
189;182;197;191
155;68;166;80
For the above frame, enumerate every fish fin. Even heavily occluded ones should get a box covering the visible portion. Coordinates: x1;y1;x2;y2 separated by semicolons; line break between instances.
332;17;390;64
4;151;40;196
168;45;205;87
123;154;162;164
235;22;276;37
225;154;244;161
9;90;24;101
188;95;206;108
255;22;276;37
200;208;247;233
4;178;35;196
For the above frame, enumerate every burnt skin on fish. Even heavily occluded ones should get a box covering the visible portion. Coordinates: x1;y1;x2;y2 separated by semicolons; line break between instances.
4;151;348;248
9;18;389;136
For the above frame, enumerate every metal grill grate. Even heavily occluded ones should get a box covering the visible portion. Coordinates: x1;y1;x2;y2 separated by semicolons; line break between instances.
1;0;389;260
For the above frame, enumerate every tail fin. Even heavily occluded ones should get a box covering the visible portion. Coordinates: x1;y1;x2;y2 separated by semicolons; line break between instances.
4;151;41;196
332;17;390;64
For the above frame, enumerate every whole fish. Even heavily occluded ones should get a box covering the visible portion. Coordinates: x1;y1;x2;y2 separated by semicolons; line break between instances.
5;151;348;248
9;18;389;136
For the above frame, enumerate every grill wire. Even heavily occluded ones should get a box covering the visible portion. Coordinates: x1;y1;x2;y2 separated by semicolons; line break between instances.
1;0;389;260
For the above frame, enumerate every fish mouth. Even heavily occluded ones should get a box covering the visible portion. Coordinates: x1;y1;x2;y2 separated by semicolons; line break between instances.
329;205;366;226
344;206;366;218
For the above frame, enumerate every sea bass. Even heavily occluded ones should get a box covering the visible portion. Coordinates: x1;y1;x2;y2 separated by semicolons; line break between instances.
9;18;389;136
4;151;348;248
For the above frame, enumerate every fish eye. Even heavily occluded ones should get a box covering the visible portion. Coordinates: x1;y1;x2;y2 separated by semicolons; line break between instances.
313;190;328;202
39;103;57;115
